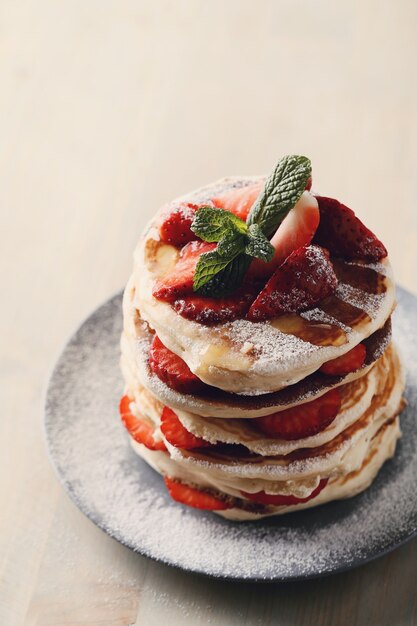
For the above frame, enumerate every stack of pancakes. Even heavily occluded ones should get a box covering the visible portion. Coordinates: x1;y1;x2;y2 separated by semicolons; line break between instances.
120;177;405;520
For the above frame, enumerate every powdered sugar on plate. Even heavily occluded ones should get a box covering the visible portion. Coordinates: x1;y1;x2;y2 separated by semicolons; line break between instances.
44;289;417;581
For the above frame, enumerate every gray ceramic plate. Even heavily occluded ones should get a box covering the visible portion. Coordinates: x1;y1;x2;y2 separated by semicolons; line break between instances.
44;287;417;581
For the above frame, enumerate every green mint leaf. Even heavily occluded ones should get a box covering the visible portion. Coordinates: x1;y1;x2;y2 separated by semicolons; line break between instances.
193;249;235;292
196;253;252;297
216;232;246;258
191;206;247;242
245;224;275;262
247;155;311;237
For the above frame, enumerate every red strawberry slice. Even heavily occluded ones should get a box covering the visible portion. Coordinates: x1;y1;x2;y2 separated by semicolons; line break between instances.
164;476;232;510
241;478;328;506
149;335;204;394
161;406;212;449
211;181;263;221
249;191;320;279
119;395;166;451
314;195;387;261
305;175;313;191
152;241;216;302
159;202;200;246
253;388;342;440
173;284;259;325
320;343;366;376
247;245;338;321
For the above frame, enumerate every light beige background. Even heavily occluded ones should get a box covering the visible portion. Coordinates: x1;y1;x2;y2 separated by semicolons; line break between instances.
2;1;417;624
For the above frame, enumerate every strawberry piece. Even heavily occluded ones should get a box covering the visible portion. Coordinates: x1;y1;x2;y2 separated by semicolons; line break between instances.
247;245;338;321
152;241;216;302
211;181;263;221
249;191;320;279
305;175;312;191
173;284;259;325
119;395;166;451
253;389;342;440
241;478;328;506
164;476;232;510
159;202;200;246
320;343;366;376
149;335;204;394
314;195;387;261
161;406;212;449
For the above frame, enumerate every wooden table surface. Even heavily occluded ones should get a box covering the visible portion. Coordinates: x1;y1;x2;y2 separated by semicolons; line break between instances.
2;1;417;624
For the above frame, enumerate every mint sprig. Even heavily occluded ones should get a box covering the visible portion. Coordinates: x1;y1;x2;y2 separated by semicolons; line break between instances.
191;155;312;296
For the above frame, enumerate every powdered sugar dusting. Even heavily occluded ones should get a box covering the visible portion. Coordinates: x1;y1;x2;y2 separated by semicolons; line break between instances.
336;283;385;319
225;318;319;377
44;289;417;581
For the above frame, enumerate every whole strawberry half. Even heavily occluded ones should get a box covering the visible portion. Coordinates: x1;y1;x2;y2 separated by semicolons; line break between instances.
164;476;233;510
314;195;387;261
152;241;216;302
149;335;204;394
161;406;212;449
247;244;338;321
248;191;320;279
119;395;166;451
253;388;342;440
159;202;200;246
241;478;328;506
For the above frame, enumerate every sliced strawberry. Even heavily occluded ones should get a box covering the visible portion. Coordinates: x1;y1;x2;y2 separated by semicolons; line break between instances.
314;195;387;261
164;476;232;510
119;395;166;451
173;283;259;325
320;343;366;376
241;478;328;506
159;202;200;246
161;406;212;449
247;245;338;321
211;181;263;221
249;191;320;278
253;389;342;440
149;335;204;394
152;241;216;302
305;175;313;191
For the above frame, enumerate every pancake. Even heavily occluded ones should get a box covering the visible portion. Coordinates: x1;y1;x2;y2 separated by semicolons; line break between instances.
121;278;391;418
126;346;395;454
121;278;392;418
217;418;401;520
132;176;396;394
157;347;397;456
128;415;401;521
153;348;404;483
